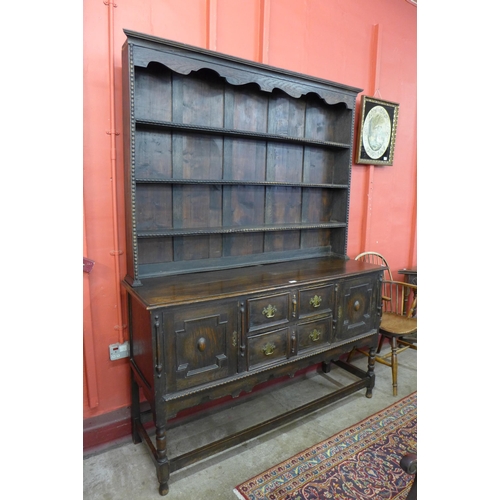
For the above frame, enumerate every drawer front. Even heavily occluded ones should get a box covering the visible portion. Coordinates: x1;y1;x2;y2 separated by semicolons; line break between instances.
247;327;289;370
298;284;333;318
163;301;238;391
296;316;332;353
334;273;381;342
247;292;290;332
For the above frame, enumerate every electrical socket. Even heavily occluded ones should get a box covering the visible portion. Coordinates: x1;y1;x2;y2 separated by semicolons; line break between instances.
109;341;130;361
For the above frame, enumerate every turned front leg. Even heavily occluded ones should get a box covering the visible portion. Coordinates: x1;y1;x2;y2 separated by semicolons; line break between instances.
155;424;170;496
365;346;376;398
391;337;398;396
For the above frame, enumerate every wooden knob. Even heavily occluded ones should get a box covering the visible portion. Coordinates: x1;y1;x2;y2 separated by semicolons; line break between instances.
197;338;207;352
353;300;360;311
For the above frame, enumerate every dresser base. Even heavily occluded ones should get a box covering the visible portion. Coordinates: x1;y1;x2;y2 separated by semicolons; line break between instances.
132;352;375;496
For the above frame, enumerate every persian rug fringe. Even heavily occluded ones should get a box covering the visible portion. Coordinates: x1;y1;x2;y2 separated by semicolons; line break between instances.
234;392;417;500
233;489;249;500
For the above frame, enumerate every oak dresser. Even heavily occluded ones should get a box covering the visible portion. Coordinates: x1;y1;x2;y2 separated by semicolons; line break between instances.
121;30;382;495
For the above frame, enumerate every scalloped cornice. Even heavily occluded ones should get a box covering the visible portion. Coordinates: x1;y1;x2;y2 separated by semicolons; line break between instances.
124;29;361;109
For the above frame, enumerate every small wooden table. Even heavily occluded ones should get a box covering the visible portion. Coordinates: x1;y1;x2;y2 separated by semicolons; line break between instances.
398;267;417;286
398;267;417;315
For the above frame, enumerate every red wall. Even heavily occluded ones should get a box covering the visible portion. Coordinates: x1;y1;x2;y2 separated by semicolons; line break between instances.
83;0;416;424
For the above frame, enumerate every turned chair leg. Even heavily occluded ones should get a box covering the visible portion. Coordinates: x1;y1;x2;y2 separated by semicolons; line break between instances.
391;337;398;396
376;334;385;353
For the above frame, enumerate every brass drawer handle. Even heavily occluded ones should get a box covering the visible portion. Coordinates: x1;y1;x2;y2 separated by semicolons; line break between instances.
262;304;277;318
309;329;321;342
262;342;276;356
310;295;322;308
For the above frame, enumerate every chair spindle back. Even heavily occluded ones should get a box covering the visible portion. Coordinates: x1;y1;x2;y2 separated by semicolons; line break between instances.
382;280;417;319
355;252;393;281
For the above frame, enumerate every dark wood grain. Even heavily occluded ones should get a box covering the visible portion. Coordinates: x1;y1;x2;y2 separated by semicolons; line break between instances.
122;31;359;283
123;257;381;308
121;31;379;497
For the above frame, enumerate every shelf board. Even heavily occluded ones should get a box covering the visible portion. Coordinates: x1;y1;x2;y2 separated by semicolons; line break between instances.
137;222;347;238
135;178;349;189
135;119;351;150
137;247;338;279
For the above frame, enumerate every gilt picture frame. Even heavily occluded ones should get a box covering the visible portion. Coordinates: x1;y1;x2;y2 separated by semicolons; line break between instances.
355;96;399;166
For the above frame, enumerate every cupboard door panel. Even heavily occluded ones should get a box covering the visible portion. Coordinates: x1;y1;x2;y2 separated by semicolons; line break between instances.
166;303;238;391
335;276;379;341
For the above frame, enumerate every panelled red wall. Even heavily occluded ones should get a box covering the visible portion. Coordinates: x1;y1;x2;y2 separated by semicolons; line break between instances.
83;0;416;423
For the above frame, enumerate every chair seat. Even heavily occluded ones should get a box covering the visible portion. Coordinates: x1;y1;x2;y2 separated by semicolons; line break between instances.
380;312;417;336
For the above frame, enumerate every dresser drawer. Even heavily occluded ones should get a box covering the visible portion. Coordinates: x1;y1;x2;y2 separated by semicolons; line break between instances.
298;284;333;318
296;316;332;353
247;292;290;332
247;327;289;370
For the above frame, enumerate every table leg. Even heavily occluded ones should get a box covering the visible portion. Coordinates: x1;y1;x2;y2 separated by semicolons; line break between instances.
366;347;376;398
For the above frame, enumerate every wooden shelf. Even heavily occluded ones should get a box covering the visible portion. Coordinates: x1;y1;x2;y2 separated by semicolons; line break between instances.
135;178;349;189
137;221;347;238
135;119;352;150
123;30;358;282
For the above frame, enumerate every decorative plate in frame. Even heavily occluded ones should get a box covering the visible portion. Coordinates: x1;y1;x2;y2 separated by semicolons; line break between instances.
355;96;399;166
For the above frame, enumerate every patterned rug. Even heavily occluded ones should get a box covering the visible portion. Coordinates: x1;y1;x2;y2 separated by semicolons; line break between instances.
234;392;417;500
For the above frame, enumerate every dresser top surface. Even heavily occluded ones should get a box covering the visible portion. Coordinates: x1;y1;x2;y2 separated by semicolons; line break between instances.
123;257;383;309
